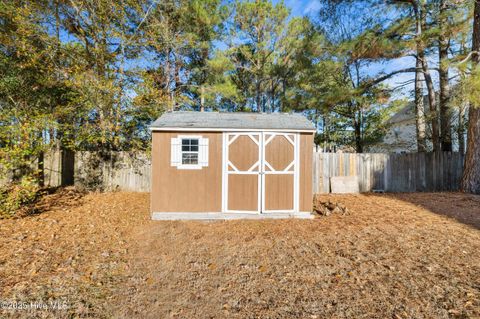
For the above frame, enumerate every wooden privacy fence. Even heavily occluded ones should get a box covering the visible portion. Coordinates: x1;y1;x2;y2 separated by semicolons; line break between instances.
18;150;464;193
75;152;151;192
41;151;151;192
313;152;465;193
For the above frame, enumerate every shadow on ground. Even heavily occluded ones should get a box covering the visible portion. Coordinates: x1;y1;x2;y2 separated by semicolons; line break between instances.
382;192;480;230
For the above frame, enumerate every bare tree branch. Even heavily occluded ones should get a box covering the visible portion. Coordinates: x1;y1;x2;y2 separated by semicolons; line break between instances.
361;67;418;90
456;51;479;65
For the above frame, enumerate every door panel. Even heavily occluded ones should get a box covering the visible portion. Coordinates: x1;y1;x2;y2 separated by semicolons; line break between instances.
264;135;295;171
264;174;294;211
262;133;297;213
228;135;259;171
225;133;261;213
228;175;259;211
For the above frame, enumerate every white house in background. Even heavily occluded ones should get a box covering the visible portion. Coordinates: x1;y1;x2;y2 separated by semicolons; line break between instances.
367;101;466;153
367;103;418;153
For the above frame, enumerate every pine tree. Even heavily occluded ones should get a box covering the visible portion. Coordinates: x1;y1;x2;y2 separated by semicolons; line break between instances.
461;0;480;194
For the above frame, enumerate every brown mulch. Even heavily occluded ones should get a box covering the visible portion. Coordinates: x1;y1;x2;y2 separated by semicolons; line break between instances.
32;187;86;213
0;191;150;318
0;191;479;318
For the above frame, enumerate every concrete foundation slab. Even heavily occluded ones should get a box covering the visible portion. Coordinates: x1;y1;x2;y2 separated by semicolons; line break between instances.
151;212;314;221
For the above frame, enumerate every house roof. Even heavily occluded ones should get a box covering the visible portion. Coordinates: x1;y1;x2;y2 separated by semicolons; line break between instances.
388;102;415;124
150;111;316;132
388;95;437;125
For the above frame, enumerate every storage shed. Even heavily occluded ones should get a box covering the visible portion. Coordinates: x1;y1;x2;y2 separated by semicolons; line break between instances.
149;112;316;220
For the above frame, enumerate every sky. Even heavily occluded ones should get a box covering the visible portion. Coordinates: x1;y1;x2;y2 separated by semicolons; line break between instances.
278;0;438;101
285;0;322;16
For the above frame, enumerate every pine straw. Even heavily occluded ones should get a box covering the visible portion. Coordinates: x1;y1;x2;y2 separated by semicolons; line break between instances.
0;192;479;318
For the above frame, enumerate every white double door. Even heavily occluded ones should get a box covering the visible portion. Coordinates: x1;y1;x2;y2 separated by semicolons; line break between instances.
222;132;299;214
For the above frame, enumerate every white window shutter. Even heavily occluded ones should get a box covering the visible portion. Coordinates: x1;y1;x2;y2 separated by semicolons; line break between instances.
199;137;209;167
171;137;181;166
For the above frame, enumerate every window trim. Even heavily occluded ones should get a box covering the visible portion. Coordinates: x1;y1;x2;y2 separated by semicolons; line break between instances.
177;135;203;170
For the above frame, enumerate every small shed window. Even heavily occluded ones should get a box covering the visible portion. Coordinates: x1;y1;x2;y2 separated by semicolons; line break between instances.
181;138;199;164
171;135;209;169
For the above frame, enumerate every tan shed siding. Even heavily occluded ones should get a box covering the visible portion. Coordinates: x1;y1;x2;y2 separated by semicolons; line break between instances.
299;133;314;212
151;131;222;213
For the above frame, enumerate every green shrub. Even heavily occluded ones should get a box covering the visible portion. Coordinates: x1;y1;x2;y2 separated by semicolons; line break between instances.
0;176;40;218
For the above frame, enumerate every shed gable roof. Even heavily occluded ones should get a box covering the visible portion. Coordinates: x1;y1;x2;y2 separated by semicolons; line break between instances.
150;111;316;132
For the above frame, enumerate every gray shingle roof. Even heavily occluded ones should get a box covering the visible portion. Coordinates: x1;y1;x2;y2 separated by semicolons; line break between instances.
388;103;415;124
150;111;316;132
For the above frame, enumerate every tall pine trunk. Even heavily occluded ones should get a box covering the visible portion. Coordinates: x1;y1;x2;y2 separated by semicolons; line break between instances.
461;0;480;194
414;2;439;152
421;59;440;152
415;56;427;152
439;0;452;151
200;85;205;112
458;102;466;154
354;108;363;153
55;0;74;186
256;79;262;112
37;148;44;187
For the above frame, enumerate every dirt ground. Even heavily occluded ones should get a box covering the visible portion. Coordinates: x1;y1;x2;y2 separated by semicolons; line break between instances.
0;191;479;318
